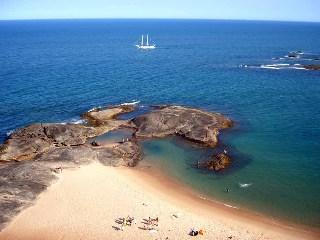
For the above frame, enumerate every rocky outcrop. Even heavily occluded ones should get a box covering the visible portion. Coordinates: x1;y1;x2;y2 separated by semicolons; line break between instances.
97;141;142;167
303;65;320;70
132;105;232;147
33;140;142;168
82;105;135;126
81;105;136;136
0;161;57;230
0;124;96;161
197;153;231;172
0;105;232;166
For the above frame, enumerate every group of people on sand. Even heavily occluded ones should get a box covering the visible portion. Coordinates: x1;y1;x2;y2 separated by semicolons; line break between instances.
116;215;159;231
143;216;159;230
119;216;135;230
115;215;206;237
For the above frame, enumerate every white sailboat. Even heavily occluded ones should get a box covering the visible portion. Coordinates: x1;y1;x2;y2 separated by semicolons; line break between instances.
136;34;156;49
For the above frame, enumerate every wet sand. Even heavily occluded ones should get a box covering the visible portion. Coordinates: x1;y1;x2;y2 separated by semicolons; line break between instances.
0;162;318;240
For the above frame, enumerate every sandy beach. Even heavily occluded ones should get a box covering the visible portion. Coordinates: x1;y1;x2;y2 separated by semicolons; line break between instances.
0;162;318;240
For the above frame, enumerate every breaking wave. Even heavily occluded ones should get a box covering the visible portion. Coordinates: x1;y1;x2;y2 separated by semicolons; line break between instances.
87;106;102;112
241;50;319;71
120;100;140;106
241;63;307;70
223;204;238;209
238;183;253;188
6;129;15;136
60;118;86;125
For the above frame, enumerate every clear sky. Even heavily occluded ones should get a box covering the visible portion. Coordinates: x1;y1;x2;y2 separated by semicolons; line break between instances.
0;0;319;22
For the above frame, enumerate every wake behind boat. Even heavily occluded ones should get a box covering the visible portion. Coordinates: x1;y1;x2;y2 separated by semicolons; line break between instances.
136;34;156;49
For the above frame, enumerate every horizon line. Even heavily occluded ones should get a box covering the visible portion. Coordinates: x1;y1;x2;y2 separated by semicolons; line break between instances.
0;17;319;24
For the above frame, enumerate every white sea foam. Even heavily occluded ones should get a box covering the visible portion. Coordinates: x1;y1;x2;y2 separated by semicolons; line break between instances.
88;107;97;112
87;106;102;112
69;118;86;124
239;183;253;188
120;100;140;106
6;129;15;136
258;64;307;70
290;67;306;70
260;65;280;70
198;195;207;200
60;118;86;125
273;63;290;66
223;204;238;209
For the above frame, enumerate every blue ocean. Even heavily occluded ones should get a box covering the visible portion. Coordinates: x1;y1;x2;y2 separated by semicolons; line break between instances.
0;19;319;227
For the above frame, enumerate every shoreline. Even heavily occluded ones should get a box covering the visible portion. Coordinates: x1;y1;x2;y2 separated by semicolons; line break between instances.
131;162;320;238
0;162;318;240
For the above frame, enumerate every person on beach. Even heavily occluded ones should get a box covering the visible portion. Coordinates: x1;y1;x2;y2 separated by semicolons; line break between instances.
148;217;159;226
125;216;134;226
120;222;125;231
199;229;205;235
189;229;199;236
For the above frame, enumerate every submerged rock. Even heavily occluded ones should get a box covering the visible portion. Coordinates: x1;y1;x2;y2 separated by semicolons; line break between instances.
132;105;232;147
197;153;231;172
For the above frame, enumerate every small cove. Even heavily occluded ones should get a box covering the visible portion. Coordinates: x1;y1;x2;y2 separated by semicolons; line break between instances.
93;128;320;228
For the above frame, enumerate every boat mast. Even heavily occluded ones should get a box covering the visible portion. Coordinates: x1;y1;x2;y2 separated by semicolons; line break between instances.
141;35;144;46
146;34;149;46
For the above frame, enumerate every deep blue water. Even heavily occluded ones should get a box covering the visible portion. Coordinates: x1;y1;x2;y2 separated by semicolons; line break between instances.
0;19;320;227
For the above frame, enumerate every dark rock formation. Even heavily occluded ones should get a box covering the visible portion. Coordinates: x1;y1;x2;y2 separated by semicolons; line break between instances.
97;141;142;167
33;141;142;168
0;124;96;161
132;105;232;147
197;153;231;172
0;161;57;230
288;52;299;58
303;65;320;70
82;105;135;126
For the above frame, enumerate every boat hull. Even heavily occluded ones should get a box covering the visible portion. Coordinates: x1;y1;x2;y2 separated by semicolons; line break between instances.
136;45;156;49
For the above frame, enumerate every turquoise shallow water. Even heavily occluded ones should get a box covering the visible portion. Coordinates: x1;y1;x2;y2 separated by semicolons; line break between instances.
142;137;320;227
0;19;319;227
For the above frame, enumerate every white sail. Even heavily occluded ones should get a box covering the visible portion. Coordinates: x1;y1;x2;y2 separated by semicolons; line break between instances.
136;34;156;49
